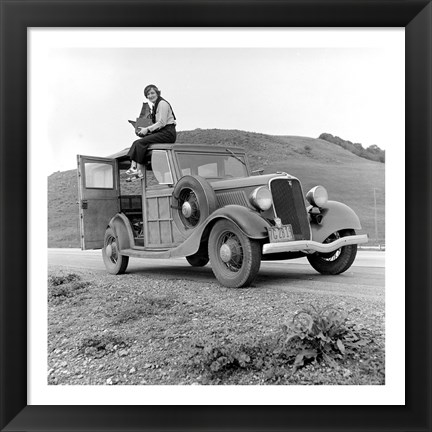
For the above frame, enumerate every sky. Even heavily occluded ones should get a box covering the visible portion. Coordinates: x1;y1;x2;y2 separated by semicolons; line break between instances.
30;29;404;174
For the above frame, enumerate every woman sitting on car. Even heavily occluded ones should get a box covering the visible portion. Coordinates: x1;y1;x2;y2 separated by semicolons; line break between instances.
126;84;177;178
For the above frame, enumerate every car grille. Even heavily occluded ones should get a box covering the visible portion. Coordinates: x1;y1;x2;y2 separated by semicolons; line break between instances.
270;178;310;240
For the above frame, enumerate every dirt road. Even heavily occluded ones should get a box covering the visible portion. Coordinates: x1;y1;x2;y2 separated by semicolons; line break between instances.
48;249;384;297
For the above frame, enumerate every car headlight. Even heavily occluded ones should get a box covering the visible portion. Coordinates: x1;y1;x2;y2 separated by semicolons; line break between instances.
250;186;272;211
306;185;328;207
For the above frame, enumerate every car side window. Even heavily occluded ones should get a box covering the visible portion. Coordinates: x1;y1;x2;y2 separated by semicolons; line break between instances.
84;162;114;189
146;150;173;187
152;150;173;184
176;152;248;179
198;162;218;177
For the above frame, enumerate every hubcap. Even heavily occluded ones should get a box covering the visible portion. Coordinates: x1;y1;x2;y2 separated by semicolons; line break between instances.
178;189;200;227
106;244;113;258
219;244;232;262
218;235;243;271
182;201;193;218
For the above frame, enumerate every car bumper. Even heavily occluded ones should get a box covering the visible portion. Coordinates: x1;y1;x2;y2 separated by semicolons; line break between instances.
262;234;369;255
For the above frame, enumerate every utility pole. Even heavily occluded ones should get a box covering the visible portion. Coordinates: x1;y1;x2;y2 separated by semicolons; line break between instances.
373;188;378;244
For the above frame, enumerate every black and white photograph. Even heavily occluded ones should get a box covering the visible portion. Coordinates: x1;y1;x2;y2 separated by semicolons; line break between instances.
28;28;405;405
2;0;432;430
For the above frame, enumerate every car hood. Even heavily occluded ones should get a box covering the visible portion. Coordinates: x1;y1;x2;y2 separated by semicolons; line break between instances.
208;172;298;191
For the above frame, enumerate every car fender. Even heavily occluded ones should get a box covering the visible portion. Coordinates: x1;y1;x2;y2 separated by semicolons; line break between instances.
209;205;271;239
309;201;362;243
170;205;271;258
108;213;135;251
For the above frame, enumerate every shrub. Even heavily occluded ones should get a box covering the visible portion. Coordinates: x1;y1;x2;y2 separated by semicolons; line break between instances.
191;304;372;380
48;273;90;302
48;273;80;286
79;333;131;358
281;305;371;370
319;133;385;163
190;335;272;376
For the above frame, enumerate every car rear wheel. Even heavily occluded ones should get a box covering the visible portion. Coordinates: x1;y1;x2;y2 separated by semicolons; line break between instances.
208;220;261;288
102;227;129;274
307;229;357;275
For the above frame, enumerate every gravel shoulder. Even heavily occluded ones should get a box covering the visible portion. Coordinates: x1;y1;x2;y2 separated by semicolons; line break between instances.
48;265;385;385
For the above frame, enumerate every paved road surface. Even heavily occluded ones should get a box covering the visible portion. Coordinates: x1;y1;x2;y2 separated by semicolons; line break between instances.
48;249;385;296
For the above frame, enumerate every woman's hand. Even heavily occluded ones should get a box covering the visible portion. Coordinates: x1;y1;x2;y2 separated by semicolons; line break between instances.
137;127;149;137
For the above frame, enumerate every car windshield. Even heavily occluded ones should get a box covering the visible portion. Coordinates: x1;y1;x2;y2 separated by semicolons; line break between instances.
176;152;248;180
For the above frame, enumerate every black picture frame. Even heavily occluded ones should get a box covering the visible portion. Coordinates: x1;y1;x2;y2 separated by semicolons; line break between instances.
1;1;431;431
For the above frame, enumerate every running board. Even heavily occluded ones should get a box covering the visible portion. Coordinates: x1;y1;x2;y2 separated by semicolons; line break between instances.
120;248;171;259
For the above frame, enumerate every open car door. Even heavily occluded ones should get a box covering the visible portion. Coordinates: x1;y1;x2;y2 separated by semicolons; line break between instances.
77;155;119;249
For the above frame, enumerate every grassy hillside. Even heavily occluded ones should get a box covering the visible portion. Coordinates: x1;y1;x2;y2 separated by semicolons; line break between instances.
319;133;385;163
48;129;385;247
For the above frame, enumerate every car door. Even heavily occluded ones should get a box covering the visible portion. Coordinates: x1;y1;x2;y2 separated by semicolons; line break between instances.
77;155;119;249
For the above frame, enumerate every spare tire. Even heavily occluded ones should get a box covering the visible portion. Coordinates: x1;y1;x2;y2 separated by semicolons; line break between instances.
172;175;217;236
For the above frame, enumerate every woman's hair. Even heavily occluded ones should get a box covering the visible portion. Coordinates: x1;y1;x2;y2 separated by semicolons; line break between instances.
144;84;161;98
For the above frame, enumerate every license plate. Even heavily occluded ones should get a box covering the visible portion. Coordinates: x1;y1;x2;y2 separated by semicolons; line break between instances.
267;224;294;243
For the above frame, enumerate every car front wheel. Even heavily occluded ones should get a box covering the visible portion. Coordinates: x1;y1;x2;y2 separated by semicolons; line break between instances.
208;220;261;288
307;229;357;275
102;227;129;275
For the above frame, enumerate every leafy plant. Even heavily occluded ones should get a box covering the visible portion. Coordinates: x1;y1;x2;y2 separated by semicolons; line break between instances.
191;304;372;380
281;305;371;371
191;338;254;373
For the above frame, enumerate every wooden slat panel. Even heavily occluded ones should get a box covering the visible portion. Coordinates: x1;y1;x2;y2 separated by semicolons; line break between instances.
160;221;172;244
147;198;158;220
159;197;170;220
172;221;186;243
148;221;160;244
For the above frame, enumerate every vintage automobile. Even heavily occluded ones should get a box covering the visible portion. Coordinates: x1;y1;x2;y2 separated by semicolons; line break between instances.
77;144;368;288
